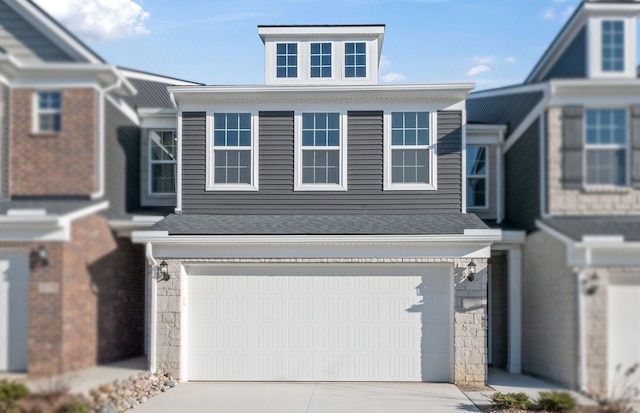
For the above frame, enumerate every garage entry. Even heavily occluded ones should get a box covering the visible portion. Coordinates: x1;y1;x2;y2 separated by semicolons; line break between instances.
0;250;29;372
608;272;640;397
185;264;453;382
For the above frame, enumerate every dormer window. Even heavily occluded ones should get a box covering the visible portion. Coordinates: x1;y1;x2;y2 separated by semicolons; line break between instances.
602;20;624;72
345;42;366;78
310;43;332;78
276;43;297;78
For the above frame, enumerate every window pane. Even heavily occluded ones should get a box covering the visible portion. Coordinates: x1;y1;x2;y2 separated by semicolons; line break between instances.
276;42;297;78
602;20;625;72
585;109;626;145
467;178;486;207
214;150;251;184
391;112;430;147
302;130;314;147
391;149;429;183
151;131;177;160
466;146;487;176
151;164;176;193
302;150;339;184
345;42;366;78
586;149;625;186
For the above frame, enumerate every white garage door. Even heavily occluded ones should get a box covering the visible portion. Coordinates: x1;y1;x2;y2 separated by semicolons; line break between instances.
186;264;452;382
608;272;640;397
0;250;29;372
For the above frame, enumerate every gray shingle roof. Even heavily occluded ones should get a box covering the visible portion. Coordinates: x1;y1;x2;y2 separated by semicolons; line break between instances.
123;78;174;109
467;89;544;135
0;199;104;215
541;217;640;242
150;213;489;235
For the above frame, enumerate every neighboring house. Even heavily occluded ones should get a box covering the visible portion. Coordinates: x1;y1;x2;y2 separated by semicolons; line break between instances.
467;0;640;398
0;0;200;376
132;24;504;386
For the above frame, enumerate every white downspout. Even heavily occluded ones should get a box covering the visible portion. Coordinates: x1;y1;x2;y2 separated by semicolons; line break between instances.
145;242;158;374
92;78;123;200
577;247;590;393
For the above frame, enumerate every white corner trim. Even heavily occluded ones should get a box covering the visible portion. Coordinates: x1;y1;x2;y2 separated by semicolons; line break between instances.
503;95;549;154
175;111;183;214
57;201;109;226
536;220;576;247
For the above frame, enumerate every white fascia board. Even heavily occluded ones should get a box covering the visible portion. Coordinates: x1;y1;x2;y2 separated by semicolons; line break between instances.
131;231;501;245
138;108;177;117
467;124;507;145
7;0;103;64
536;220;576;247
498;230;526;244
169;83;474;95
503;97;549;154
117;68;203;86
584;3;640;14
258;25;385;40
469;82;548;100
549;79;640;106
57;201;109;226
106;94;139;125
109;216;164;237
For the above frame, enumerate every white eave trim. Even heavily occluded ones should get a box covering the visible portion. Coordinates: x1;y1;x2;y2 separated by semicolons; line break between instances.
138;108;177;117
117;68;203;86
132;230;502;245
469;82;548;100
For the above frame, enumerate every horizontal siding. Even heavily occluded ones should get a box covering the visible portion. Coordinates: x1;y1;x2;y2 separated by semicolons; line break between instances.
181;111;462;214
504;119;540;231
1;84;8;200
542;27;587;81
0;2;75;63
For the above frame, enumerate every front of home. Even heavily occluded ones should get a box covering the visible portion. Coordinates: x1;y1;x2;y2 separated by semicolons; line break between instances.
133;25;500;385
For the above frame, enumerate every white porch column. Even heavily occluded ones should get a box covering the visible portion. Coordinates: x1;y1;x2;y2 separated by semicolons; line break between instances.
507;248;522;374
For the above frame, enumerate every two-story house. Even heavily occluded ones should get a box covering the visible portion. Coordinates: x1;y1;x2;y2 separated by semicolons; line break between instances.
467;0;640;398
133;25;501;386
0;0;200;377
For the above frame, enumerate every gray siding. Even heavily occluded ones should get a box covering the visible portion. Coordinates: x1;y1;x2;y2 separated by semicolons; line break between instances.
0;2;74;63
542;27;587;81
467;91;543;135
504;118;540;232
181;111;463;214
1;84;8;200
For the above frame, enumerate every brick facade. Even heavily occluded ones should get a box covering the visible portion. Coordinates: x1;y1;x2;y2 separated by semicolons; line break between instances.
0;214;145;377
10;88;98;196
547;106;640;216
154;257;488;385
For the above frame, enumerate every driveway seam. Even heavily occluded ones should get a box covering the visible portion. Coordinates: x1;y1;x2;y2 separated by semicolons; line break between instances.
304;382;318;413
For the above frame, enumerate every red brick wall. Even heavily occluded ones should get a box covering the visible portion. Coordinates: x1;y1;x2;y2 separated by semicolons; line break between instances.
10;88;98;196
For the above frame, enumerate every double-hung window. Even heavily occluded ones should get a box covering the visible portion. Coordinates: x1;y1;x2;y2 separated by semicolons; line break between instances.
585;108;627;186
276;43;297;78
602;20;624;72
310;42;332;78
344;42;366;78
385;111;436;190
149;130;177;194
209;112;257;190
296;112;346;190
36;91;61;133
466;146;488;208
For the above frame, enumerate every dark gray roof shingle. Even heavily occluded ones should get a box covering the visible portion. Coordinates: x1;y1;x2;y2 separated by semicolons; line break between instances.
467;90;544;136
541;217;640;242
150;213;489;235
123;78;175;109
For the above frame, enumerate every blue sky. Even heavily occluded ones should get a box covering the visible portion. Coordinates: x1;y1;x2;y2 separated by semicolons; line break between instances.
34;0;582;90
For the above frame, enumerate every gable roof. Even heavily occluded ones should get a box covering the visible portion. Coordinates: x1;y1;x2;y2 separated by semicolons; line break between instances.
118;67;203;110
5;0;104;64
540;217;640;242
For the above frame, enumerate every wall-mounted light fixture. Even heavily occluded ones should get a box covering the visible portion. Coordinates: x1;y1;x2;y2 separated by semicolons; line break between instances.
467;261;477;282
37;245;49;266
158;259;169;281
584;272;599;296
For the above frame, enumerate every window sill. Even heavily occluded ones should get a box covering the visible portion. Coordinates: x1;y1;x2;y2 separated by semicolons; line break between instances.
384;183;437;191
294;184;347;192
29;132;61;138
581;185;632;194
206;184;259;192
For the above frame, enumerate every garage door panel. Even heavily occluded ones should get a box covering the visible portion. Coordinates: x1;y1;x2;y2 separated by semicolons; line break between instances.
187;266;452;381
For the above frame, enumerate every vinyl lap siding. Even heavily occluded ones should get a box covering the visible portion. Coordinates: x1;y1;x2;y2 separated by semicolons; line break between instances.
181;111;462;214
542;27;587;81
0;2;75;63
504;119;540;231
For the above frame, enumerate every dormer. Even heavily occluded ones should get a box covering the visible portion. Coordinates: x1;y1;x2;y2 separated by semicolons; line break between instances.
258;25;385;86
526;0;640;83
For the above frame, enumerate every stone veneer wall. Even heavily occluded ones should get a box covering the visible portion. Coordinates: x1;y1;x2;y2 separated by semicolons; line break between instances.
154;257;488;385
547;106;640;215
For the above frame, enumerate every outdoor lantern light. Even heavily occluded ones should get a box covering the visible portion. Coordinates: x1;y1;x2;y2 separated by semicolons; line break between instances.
159;259;169;281
467;261;477;282
37;244;49;266
585;272;600;296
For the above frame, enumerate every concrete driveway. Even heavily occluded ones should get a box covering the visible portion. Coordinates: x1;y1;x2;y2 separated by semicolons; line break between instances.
131;382;479;413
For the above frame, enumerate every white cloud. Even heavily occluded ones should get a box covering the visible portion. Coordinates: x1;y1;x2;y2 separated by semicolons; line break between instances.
543;7;555;20
34;0;150;41
466;65;490;76
379;55;391;71
473;56;495;65
505;56;516;64
381;72;407;83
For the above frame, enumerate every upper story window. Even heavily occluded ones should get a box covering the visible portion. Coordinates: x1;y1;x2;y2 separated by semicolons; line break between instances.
276;43;298;78
209;112;258;190
36;91;61;133
384;111;437;190
149;130;177;194
601;20;624;72
344;42;366;78
310;42;332;78
466;146;488;208
585;108;627;186
295;112;346;191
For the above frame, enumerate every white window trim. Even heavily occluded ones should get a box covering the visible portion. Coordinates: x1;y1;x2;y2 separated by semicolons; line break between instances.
342;41;369;81
294;111;348;191
384;111;438;191
309;41;335;80
275;42;299;80
33;90;61;133
148;130;177;196
588;17;637;79
583;107;630;189
205;111;259;191
466;145;489;210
